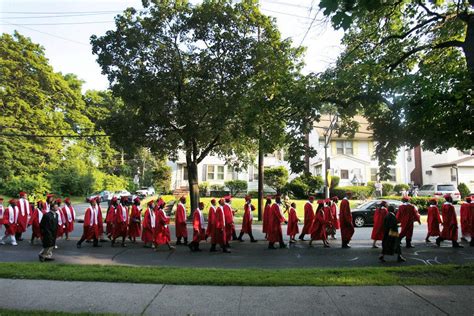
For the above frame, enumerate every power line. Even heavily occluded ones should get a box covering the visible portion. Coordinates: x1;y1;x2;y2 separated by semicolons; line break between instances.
298;8;319;47
0;21;114;26
264;0;312;10
0;12;119;19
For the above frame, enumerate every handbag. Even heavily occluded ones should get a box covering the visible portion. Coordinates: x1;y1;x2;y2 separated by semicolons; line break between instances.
388;229;399;238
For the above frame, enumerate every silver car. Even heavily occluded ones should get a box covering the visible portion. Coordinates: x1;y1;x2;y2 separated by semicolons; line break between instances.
418;184;461;202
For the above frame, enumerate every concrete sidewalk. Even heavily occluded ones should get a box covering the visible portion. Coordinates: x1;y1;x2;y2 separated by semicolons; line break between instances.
0;279;472;315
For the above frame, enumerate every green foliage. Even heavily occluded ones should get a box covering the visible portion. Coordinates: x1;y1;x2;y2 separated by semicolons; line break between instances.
224;180;248;196
199;182;209;196
210;184;225;191
2;174;50;198
331;186;373;200
264;166;289;193
330;175;340;189
382;183;394;196
286;174;324;199
380;195;445;213
458;183;470;198
394;183;410;195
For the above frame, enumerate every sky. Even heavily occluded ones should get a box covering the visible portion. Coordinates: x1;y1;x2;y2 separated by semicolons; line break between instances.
0;0;344;92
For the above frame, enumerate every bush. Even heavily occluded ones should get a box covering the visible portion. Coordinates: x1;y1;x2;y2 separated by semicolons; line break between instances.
225;180;248;196
379;196;445;214
458;183;470;198
330;186;373;200
286;174;324;199
3;174;51;198
382;183;394;196
247;190;276;198
329;175;340;189
264;166;289;193
394;183;410;195
199;182;209;196
210;184;225;191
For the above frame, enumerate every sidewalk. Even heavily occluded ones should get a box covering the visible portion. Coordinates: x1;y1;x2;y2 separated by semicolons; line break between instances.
0;279;472;315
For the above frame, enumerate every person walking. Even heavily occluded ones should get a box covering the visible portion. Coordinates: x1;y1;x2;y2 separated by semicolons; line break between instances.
29;201;46;245
128;197;142;243
16;191;31;242
379;205;406;263
76;198;102;248
238;195;257;242
425;198;442;243
298;196;315;241
39;200;59;262
396;197;420;248
371;201;388;248
1;199;18;246
267;195;287;249
436;194;463;248
262;196;272;239
154;198;175;251
309;200;329;248
112;196;129;247
287;202;299;243
62;198;76;240
189;202;206;252
339;196;354;248
175;196;188;245
460;197;472;242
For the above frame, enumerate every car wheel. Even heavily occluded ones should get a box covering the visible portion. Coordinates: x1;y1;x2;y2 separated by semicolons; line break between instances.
354;216;365;228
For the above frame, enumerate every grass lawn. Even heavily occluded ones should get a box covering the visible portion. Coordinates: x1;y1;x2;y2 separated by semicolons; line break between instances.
0;262;472;286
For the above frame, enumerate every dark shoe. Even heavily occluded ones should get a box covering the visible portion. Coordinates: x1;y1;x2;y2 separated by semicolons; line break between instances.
406;244;415;249
44;257;55;261
379;256;386;263
238;238;244;242
223;248;231;253
436;238;441;247
121;243;127;247
372;245;379;249
93;244;102;248
210;247;217;253
397;255;406;262
453;242;464;248
268;245;277;249
250;239;258;243
38;255;45;262
425;238;431;243
342;244;351;248
461;237;468;242
188;244;194;252
76;243;82;248
100;239;108;243
176;240;182;245
279;243;287;249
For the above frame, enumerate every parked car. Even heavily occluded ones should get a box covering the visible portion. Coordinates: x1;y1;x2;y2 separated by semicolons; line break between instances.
417;184;461;202
85;191;112;203
136;186;155;196
112;190;131;199
351;200;403;228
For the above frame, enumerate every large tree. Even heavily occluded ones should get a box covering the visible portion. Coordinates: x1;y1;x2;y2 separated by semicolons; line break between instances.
91;0;302;210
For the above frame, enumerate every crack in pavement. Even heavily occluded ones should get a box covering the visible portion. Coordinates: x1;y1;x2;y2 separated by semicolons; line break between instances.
237;286;244;315
111;248;129;261
323;287;343;316
141;284;165;316
403;286;448;315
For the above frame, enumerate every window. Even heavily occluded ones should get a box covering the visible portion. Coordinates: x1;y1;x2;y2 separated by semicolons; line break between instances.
315;165;322;176
370;168;378;182
388;168;396;182
341;169;349;179
437;184;456;191
217;166;224;180
420;185;434;191
450;168;457;182
183;166;188;181
207;165;215;180
226;166;234;180
336;141;353;155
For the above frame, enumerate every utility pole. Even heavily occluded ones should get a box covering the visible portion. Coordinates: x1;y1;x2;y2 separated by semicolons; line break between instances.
323;114;338;199
258;127;264;221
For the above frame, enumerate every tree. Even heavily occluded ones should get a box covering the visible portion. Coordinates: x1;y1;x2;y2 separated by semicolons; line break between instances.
264;166;289;194
312;1;473;178
91;0;302;211
224;180;248;196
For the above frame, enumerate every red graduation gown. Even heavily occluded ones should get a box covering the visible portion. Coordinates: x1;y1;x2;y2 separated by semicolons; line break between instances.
29;208;46;238
192;208;206;242
440;202;458;241
241;203;255;234
427;205;442;237
175;203;188;238
267;203;285;243
310;209;327;241
62;205;75;233
16;198;30;233
371;207;388;241
300;202;314;235
215;206;226;245
330;203;340;230
83;206;100;240
223;204;234;240
56;209;66;238
141;208;156;244
128;205;142;238
97;205;104;236
470;202;474;237
206;206;216;243
339;199;354;243
460;202;471;237
262;204;271;234
113;204;129;238
155;208;171;245
396;203;420;239
3;206;18;235
105;205;116;236
286;207;299;236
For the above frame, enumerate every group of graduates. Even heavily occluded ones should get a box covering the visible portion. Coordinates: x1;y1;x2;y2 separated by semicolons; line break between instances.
1;190;473;263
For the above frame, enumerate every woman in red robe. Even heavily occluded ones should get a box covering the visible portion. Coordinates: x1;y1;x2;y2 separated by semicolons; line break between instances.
287;202;299;243
128;197;142;243
76;198;101;248
267;195;287;249
206;199;217;242
189;202;206;252
62;198;76;240
425;198;442;243
238;195;257;242
371;201;388;248
323;199;334;242
339;197;354;248
262;196;272;239
175;196;188;245
309;200;329;247
29;201;46;244
112;196;129;247
141;200;156;248
298;196;314;241
330;197;340;239
105;197;118;240
460;197;472;242
436;194;463;248
396;197;420;248
212;199;230;253
154;198;175;251
55;199;66;240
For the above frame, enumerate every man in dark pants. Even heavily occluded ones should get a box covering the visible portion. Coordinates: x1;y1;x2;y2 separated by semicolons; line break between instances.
39;201;59;262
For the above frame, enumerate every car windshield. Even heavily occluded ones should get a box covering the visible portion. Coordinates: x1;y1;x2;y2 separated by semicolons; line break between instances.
437;185;455;191
420;185;434;190
355;201;375;209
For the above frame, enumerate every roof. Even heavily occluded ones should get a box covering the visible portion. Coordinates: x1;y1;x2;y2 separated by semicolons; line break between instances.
311;154;371;166
431;156;474;168
313;115;373;140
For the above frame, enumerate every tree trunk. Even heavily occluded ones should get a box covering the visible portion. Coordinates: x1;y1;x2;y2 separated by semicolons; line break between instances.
463;13;474;81
186;155;200;218
258;127;264;221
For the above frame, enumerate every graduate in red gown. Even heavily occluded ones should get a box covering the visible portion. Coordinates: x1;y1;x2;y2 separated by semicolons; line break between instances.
469;198;474;247
267;195;287;249
128;197;142;243
29;201;46;244
309;200;329;247
154;198;175;251
287;202;299;243
396;197;420;248
55;198;66;240
175;196;188;245
238;195;257;242
262;196;272;239
339;196;354;248
206;199;217;242
112;196;129;247
188;202;206;252
460;197;472;242
223;195;238;243
298;196;315;241
323;199;334;243
329;197;340;239
62;198;76;240
436;194;463;248
16;191;31;242
212;198;230;253
77;198;101;248
425;198;442;243
141;200;156;248
105;197;118;240
371;201;388;248
0;197;4;222
96;197;106;242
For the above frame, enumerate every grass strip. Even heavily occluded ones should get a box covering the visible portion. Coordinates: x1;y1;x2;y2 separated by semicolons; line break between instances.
0;262;472;286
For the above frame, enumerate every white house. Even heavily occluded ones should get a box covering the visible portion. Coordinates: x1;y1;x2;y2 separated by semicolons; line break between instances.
406;146;474;191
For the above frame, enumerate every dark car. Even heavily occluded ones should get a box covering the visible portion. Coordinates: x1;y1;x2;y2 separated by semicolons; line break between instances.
85;191;112;203
351;199;403;228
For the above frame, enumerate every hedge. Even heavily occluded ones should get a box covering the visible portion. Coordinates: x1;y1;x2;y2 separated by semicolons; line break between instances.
330;186;373;200
379;196;446;214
